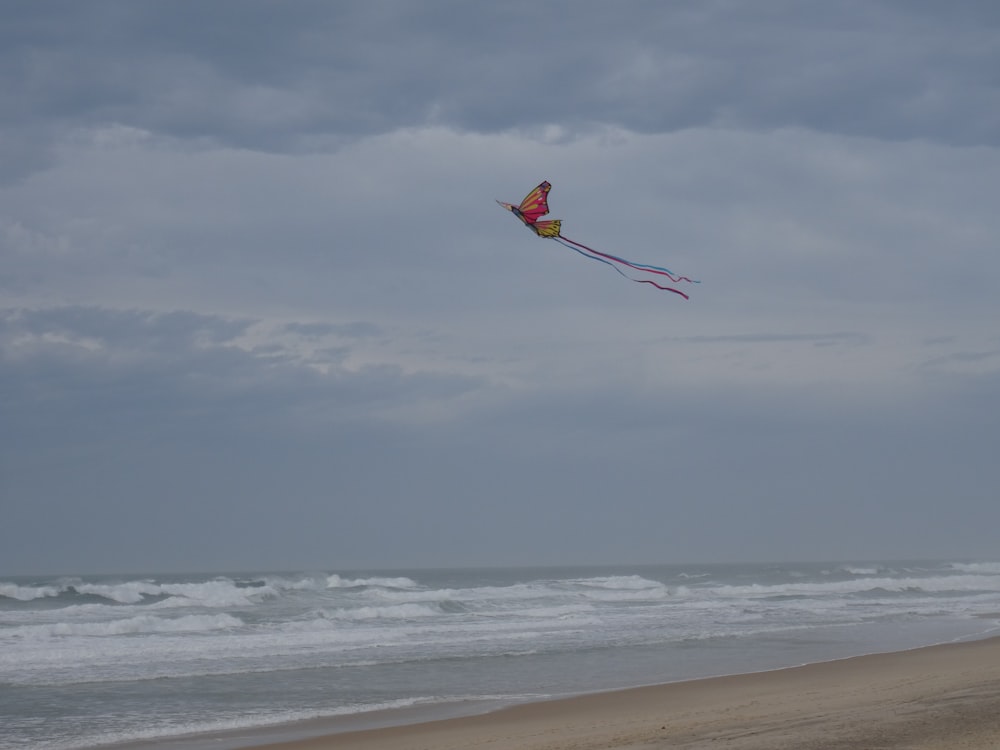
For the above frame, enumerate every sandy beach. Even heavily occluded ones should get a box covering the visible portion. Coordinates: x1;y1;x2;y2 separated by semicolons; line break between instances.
254;636;1000;750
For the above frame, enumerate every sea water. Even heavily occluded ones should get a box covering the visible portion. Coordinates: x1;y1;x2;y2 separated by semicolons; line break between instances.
2;560;999;750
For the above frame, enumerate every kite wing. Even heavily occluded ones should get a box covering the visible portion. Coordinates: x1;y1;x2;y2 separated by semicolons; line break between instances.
515;181;552;223
496;181;554;227
530;219;562;237
498;180;698;299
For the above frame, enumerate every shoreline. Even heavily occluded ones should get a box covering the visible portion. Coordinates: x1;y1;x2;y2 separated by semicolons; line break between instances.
234;635;1000;750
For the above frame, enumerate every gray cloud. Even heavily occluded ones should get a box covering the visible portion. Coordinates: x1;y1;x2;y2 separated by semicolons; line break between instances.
0;307;485;431
3;1;998;184
668;332;869;346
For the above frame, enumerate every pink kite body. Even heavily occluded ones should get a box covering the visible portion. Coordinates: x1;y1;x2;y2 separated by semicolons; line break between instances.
498;181;697;299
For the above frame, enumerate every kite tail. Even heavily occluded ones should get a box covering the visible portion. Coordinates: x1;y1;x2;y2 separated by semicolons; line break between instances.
552;237;689;299
557;235;699;284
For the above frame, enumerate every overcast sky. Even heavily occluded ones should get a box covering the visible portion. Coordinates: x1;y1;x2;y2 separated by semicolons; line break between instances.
2;1;999;575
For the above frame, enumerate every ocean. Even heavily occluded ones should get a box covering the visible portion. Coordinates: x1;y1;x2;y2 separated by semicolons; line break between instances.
2;560;999;750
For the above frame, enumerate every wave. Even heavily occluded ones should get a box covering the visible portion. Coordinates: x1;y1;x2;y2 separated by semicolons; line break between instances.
704;573;1000;600
570;575;665;590
6;565;998;628
326;574;420;589
8;613;243;639
837;566;883;576
23;695;444;750
71;581;164;604
364;576;672;610
0;577;275;608
317;603;442;621
949;561;1000;575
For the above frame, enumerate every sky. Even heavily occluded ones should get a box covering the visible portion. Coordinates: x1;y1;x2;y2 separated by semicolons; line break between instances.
2;1;999;575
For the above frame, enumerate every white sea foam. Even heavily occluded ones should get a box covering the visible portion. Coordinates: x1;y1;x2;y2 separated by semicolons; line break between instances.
161;580;275;606
71;581;162;603
261;575;328;591
0;582;61;601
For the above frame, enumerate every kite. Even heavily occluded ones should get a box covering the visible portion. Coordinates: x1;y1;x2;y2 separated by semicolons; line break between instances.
497;181;697;299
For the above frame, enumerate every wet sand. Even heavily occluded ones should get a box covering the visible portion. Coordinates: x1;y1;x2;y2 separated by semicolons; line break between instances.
251;636;1000;750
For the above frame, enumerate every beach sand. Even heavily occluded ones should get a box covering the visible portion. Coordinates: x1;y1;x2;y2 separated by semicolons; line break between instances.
253;636;1000;750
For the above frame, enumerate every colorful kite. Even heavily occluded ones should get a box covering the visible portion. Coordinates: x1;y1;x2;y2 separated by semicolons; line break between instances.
497;181;697;299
